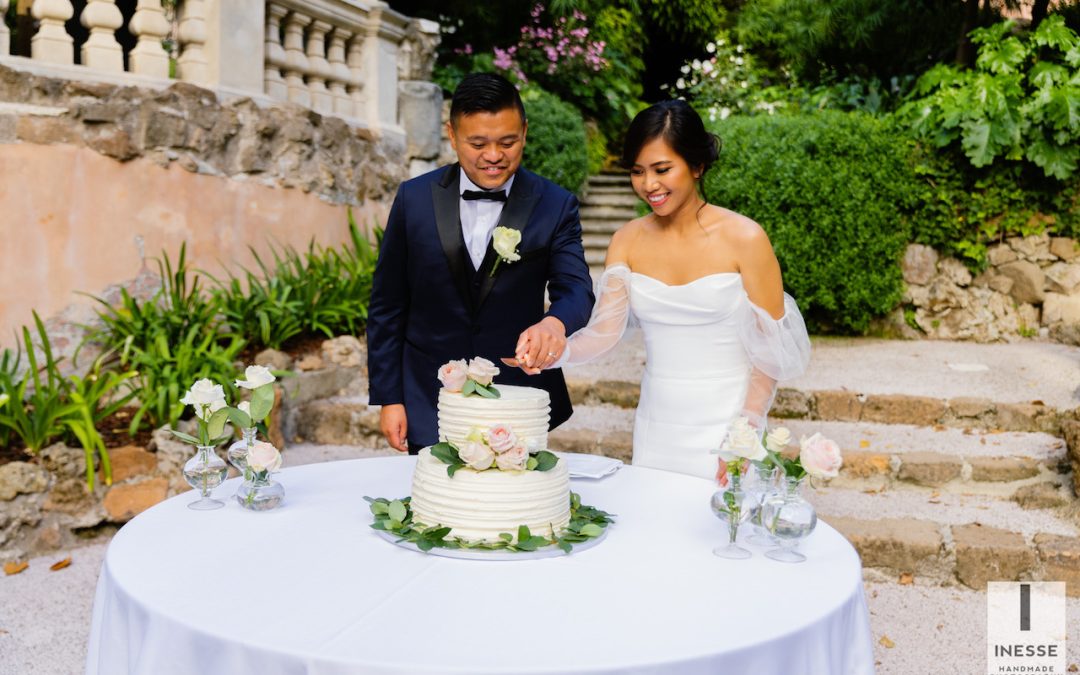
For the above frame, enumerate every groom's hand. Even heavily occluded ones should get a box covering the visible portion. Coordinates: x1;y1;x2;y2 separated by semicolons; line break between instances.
516;316;566;372
380;404;408;453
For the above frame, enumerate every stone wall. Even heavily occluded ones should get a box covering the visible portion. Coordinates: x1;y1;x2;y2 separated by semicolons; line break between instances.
0;64;409;342
888;235;1080;343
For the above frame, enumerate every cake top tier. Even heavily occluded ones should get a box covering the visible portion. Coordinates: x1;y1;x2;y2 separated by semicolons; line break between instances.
438;384;550;406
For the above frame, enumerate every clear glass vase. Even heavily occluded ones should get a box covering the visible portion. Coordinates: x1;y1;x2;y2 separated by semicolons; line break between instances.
761;475;818;563
710;471;754;559
183;445;228;510
746;463;781;547
236;471;284;511
227;427;258;476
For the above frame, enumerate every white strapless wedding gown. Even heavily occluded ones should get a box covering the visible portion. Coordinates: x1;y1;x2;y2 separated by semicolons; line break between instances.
630;272;752;478
561;265;811;480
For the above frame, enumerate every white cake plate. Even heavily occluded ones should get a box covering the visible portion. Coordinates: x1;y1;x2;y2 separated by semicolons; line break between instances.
374;526;610;561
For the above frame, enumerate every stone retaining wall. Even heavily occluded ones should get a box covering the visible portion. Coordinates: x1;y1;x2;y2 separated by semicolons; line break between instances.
890;236;1080;343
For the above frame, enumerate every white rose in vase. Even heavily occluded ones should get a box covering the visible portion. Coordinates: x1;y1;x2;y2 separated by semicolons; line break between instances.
180;379;226;420
765;427;792;454
235;365;276;389
247;441;283;473
718;417;765;462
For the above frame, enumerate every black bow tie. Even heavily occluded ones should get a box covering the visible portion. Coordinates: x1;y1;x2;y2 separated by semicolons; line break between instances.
462;189;508;202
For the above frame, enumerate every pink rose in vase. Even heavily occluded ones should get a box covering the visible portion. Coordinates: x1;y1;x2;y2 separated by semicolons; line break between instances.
495;445;529;471
800;432;842;479
437;360;469;392
485;424;518;454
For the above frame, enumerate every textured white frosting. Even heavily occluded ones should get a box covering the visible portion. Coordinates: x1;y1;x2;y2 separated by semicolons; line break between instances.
410;447;571;543
437;385;550;450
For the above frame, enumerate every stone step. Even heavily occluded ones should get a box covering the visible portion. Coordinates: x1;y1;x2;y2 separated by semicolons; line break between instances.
552;405;1073;500
587;173;631;186
583;185;635;197
581;192;641;208
580;219;621;235
582;232;614;250
810;486;1080;594
580;204;637;221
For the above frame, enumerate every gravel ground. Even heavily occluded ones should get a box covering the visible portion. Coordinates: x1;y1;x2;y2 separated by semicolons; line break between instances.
811;486;1079;540
565;335;1080;410
3;542;1076;675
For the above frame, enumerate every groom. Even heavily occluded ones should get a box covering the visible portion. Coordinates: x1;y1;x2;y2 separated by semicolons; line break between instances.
367;73;595;454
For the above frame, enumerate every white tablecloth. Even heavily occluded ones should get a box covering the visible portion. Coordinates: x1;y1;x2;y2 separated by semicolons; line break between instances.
86;456;874;675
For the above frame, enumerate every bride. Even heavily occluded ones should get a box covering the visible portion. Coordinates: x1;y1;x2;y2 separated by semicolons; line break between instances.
518;100;811;481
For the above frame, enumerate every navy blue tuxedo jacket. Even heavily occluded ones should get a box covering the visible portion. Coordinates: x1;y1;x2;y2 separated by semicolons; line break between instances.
366;164;595;448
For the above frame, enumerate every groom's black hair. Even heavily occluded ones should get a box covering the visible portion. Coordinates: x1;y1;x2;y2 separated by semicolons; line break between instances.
449;73;526;127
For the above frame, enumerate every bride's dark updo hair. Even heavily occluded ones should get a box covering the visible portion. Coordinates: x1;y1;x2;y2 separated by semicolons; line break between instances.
621;100;721;179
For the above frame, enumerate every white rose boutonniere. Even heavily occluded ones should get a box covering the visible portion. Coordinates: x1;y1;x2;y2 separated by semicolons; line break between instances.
490;226;521;277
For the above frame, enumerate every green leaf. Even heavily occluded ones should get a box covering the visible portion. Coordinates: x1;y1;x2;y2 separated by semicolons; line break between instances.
370;501;389;516
388;500;407;523
532;450;559;472
526;456;539;470
249;384;275;422
169;430;200;445
498;532;513;542
473;383;498;399
446;462;466;477
462;379;476;397
517;525;531;542
579;523;603;538
207;407;230;439
430;442;462;466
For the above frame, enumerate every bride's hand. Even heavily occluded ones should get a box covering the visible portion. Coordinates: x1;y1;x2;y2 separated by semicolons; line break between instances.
716;459;729;487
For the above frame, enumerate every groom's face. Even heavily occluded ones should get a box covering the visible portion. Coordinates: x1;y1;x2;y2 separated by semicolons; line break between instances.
447;108;528;190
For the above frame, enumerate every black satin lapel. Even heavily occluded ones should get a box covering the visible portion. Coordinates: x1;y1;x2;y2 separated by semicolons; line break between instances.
431;171;472;312
475;173;541;311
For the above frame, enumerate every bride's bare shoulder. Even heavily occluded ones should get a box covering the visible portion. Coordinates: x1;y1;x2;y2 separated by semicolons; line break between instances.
711;207;771;250
605;216;649;266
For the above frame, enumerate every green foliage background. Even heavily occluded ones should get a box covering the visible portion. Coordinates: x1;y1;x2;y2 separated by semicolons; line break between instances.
522;88;588;193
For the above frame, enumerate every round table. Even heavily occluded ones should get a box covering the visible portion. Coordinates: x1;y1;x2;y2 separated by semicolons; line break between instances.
85;456;874;675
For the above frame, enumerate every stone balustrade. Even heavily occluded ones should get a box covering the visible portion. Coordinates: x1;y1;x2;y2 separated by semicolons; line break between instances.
0;1;441;141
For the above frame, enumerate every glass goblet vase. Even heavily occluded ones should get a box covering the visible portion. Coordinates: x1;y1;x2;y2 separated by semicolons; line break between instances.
746;463;781;547
236;469;285;511
227;427;258;481
183;445;229;510
710;472;753;559
761;476;818;563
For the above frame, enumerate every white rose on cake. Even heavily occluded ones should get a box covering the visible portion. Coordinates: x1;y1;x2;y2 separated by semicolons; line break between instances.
458;441;495;471
495;444;529;471
466;357;499;386
438;359;469;391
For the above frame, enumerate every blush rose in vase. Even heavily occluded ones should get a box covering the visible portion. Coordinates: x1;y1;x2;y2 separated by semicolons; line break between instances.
761;431;842;563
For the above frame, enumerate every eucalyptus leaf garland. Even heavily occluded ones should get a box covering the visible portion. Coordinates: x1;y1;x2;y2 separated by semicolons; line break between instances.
365;493;614;554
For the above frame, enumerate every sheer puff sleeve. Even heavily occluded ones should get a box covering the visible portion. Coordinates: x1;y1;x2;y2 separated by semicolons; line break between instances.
736;292;811;429
558;264;632;367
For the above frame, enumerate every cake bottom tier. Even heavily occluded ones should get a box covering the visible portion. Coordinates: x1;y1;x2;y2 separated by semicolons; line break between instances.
410;448;571;543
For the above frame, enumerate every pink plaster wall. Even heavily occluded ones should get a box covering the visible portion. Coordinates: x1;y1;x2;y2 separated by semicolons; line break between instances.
0;144;389;343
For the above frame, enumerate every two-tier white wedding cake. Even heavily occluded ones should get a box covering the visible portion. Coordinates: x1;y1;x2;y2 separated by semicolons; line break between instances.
408;359;571;543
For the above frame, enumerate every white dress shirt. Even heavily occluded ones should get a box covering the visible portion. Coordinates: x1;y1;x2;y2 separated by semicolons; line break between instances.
459;169;515;271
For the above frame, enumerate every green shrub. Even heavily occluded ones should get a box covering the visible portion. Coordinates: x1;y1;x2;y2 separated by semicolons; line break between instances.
522;87;588;193
705;111;920;333
211;209;379;349
902;17;1080;180
89;245;245;433
0;313;134;490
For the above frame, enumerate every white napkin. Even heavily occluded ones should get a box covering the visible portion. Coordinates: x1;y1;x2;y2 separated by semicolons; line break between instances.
557;453;623;479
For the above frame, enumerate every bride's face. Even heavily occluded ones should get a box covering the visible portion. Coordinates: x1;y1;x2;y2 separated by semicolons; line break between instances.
629;137;701;218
